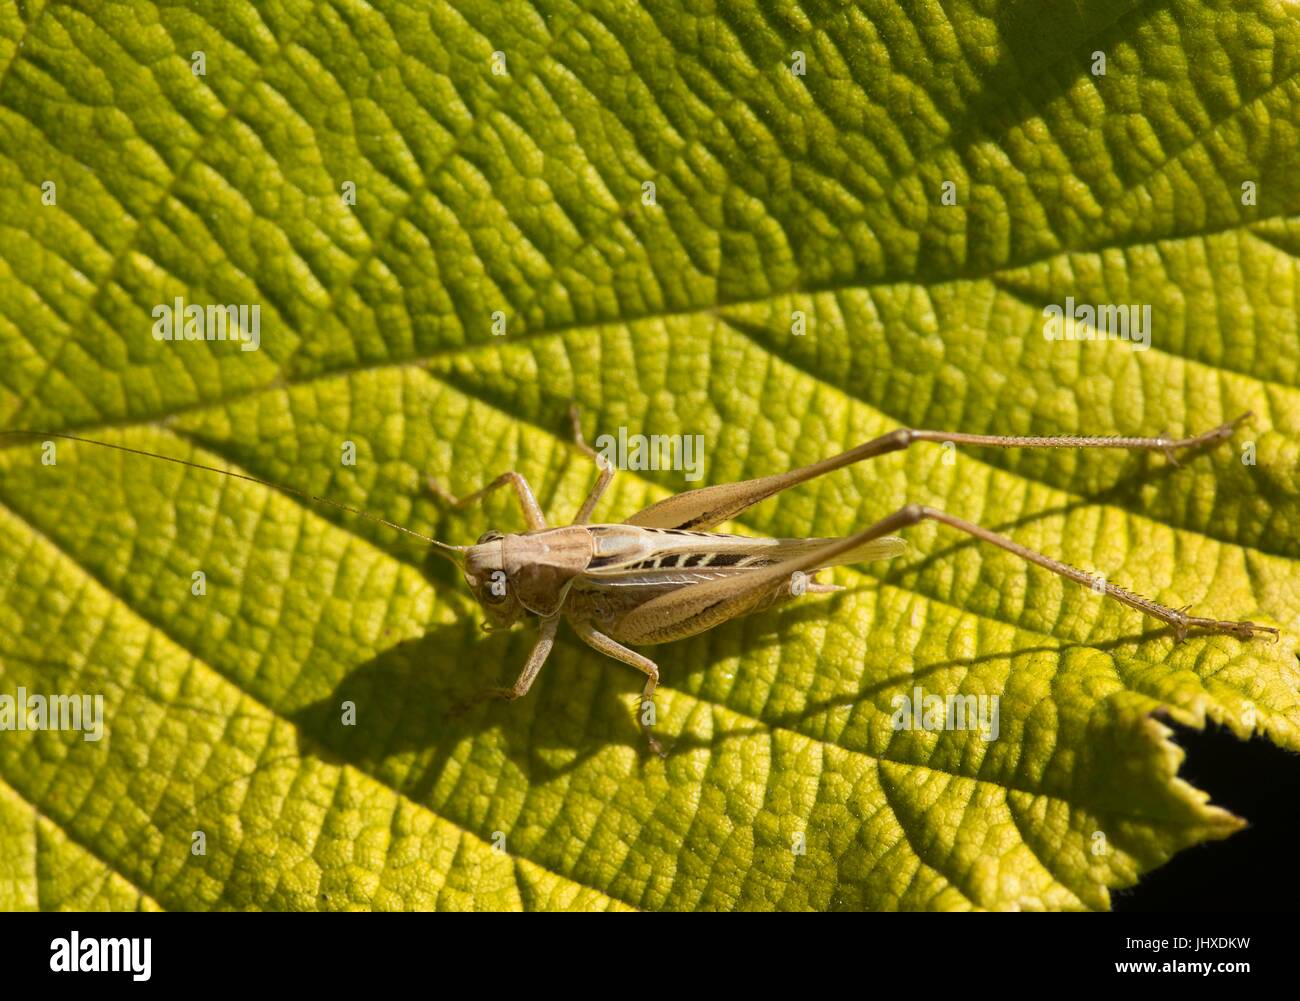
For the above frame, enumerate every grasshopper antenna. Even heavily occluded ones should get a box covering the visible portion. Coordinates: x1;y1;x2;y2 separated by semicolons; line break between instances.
0;429;469;565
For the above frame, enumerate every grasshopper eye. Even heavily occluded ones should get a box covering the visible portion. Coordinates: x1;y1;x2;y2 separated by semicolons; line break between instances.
477;529;503;545
475;568;510;603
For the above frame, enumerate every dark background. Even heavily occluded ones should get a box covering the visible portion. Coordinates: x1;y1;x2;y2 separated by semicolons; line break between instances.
1113;721;1300;910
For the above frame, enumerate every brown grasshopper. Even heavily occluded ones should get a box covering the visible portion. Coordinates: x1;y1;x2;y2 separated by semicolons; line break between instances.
6;408;1278;756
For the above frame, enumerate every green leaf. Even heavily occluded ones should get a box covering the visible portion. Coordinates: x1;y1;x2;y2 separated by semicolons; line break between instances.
1;0;1297;911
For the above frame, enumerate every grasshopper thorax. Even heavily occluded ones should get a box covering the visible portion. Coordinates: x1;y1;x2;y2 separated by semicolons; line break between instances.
462;530;522;630
462;526;594;626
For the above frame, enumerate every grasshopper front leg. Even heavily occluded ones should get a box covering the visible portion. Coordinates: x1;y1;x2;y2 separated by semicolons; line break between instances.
428;404;614;528
427;470;548;531
454;615;560;715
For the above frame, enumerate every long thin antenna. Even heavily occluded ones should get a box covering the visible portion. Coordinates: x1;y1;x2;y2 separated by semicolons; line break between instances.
0;429;468;563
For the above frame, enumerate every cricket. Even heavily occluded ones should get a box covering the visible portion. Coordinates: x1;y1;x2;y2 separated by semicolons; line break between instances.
4;407;1279;756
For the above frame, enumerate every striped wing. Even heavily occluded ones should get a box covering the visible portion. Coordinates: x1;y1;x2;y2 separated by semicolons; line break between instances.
581;531;906;589
572;530;908;643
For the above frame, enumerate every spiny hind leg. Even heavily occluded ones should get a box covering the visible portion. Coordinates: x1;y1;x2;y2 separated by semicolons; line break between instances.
869;504;1278;642
627;414;1251;531
427;469;547;531
571;621;665;756
904;412;1251;465
567;402;614;525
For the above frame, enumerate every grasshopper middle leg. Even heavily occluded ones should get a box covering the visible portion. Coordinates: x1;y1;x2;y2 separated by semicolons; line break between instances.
571;620;665;756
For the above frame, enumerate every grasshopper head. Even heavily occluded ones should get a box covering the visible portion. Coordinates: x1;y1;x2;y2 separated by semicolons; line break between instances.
461;525;594;625
462;530;525;630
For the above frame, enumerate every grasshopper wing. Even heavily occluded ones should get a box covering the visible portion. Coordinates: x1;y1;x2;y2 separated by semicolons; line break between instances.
602;533;905;644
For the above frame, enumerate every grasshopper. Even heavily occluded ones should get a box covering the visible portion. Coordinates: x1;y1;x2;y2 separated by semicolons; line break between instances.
5;408;1278;756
